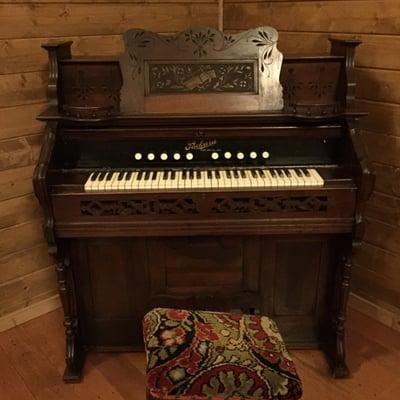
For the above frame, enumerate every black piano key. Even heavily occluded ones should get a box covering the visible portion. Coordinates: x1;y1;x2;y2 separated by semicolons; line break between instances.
137;171;144;180
162;171;169;180
295;168;303;177
215;170;221;179
251;170;257;178
182;170;187;180
233;170;239;178
189;170;194;180
117;172;124;181
196;170;201;179
207;170;212;179
303;168;311;177
257;169;265;177
277;169;284;178
240;170;246;178
226;170;232;179
144;171;151;180
286;170;292;177
271;169;278;178
90;172;98;181
115;172;123;181
171;171;176;180
98;172;106;181
151;171;158;180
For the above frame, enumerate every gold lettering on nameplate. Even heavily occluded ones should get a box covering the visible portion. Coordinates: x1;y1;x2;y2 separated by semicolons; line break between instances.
185;139;218;151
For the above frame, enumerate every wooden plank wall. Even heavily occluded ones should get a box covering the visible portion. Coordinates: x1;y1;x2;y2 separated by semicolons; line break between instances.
224;0;400;313
1;0;399;322
0;1;218;320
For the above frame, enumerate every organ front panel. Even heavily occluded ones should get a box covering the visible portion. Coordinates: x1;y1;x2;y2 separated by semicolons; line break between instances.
34;27;374;382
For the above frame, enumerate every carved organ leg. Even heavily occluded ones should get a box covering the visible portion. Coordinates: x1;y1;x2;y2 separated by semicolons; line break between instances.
329;250;352;378
55;251;84;382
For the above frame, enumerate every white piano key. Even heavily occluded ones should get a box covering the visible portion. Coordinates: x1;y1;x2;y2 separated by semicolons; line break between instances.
159;171;169;189
294;169;306;187
84;172;95;191
258;170;271;188
117;172;128;190
265;170;278;188
153;171;163;190
173;171;182;190
309;168;324;186
280;169;292;187
97;172;109;191
124;172;138;190
288;169;300;187
104;172;118;190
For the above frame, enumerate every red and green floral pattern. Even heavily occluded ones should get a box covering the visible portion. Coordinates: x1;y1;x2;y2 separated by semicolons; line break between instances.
143;308;302;400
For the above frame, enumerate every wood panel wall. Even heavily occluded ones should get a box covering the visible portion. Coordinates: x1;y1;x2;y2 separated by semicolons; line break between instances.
1;0;399;323
0;0;218;321
224;0;400;313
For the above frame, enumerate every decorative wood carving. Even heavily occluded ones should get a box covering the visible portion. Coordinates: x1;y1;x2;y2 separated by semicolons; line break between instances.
329;38;362;111
79;196;328;217
212;196;328;214
148;62;256;94
119;26;283;113
61;62;122;119
81;199;199;216
33;122;83;382
332;251;352;378
41;42;72;110
281;61;341;116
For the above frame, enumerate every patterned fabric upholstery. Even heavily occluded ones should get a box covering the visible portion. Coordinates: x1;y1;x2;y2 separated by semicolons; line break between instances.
143;308;302;400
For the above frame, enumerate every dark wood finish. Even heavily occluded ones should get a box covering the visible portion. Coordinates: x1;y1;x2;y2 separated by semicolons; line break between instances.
34;27;374;382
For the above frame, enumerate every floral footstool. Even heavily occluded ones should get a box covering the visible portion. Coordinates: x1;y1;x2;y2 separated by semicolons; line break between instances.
143;308;302;400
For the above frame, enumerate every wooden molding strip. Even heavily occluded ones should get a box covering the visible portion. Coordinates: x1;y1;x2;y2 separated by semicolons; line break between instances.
0;294;61;333
349;293;400;333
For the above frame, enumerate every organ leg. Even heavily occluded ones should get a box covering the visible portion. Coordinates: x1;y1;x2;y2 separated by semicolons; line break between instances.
325;247;352;378
55;250;85;382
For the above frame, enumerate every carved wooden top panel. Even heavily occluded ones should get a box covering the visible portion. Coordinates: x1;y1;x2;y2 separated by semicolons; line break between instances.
119;27;283;114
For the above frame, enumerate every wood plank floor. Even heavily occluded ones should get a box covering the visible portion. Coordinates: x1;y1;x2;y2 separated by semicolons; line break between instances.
0;308;399;399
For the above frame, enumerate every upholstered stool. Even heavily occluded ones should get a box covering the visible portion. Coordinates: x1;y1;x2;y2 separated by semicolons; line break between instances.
143;308;302;400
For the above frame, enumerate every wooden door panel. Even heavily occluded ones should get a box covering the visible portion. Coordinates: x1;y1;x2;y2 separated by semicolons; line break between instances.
70;234;336;348
273;239;323;316
147;236;262;310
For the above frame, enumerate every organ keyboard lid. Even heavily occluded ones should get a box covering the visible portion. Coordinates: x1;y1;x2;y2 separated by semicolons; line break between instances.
38;27;365;122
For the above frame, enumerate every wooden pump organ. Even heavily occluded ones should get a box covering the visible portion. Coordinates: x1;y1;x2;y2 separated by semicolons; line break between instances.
34;27;374;382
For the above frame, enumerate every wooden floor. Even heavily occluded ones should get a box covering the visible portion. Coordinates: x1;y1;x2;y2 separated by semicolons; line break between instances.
0;308;399;400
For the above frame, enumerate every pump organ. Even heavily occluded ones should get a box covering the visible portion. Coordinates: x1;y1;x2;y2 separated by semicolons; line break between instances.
34;27;374;382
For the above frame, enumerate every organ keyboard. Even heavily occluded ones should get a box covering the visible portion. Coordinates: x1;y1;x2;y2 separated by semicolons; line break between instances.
34;27;374;383
84;168;324;191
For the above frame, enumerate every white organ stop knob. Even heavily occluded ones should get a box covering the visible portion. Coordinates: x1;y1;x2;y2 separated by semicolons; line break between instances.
224;151;232;159
262;151;270;159
173;153;181;160
160;153;168;161
134;153;142;161
250;151;257;159
147;153;155;161
186;152;194;160
237;152;244;160
211;152;219;160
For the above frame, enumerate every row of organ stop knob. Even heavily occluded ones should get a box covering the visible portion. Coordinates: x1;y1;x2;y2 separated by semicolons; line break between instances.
134;151;270;161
